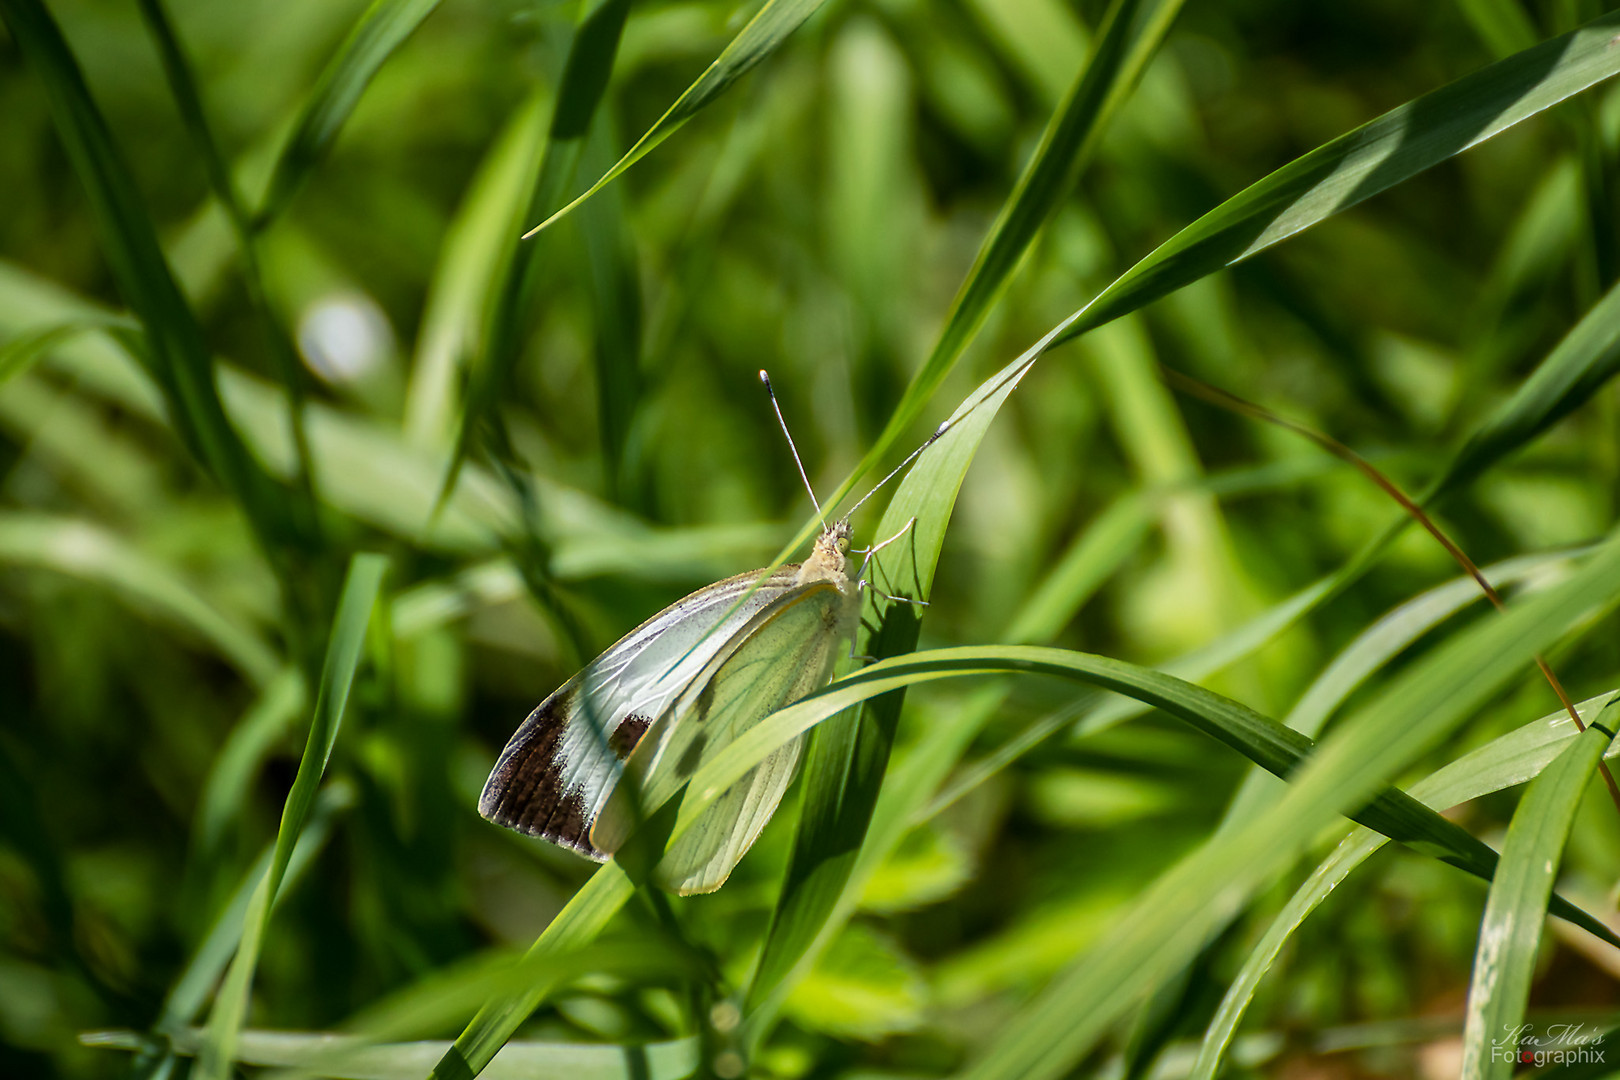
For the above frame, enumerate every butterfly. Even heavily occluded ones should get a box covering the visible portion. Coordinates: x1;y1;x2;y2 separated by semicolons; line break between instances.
478;373;939;894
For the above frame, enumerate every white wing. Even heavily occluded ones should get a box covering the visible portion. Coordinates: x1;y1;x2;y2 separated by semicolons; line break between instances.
479;564;800;858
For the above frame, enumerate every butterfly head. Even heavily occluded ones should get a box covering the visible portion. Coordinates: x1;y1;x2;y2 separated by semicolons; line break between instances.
799;518;853;586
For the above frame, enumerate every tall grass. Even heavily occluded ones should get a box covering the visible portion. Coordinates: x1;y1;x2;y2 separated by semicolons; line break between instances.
2;1;1620;1078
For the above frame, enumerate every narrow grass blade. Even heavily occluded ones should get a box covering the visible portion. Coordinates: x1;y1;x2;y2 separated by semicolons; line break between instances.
160;783;354;1033
955;530;1620;1080
1429;277;1620;503
428;864;635;1080
254;0;442;225
198;554;388;1080
191;670;308;858
1190;692;1619;1080
1044;11;1620;353
1003;492;1151;645
525;0;828;237
438;0;629;509
135;0;318;500
865;0;1187;467
745;349;1035;1020
404;90;549;449
0;512;280;686
0;0;297;549
1460;702;1619;1080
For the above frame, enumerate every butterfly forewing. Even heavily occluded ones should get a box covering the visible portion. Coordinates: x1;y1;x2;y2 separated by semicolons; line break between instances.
478;564;801;858
592;581;859;894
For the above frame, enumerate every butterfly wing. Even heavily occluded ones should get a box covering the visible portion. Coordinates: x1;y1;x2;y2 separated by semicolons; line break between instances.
478;564;800;859
593;581;859;894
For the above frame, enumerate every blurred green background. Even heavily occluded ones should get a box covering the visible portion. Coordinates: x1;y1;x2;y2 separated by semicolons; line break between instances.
4;0;1620;1077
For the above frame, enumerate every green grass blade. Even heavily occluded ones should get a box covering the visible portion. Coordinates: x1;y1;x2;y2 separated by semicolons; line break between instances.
525;0;828;237
0;0;298;549
673;645;1612;948
159;782;354;1033
1460;703;1619;1080
135;0;319;500
744;350;1035;1021
403;90;549;449
1190;693;1619;1080
1003;492;1151;644
428;864;635;1080
956;530;1620;1080
864;0;1187;468
191;670;308;858
198;553;388;1080
1429;277;1620;503
254;0;443;225
1045;10;1620;352
1454;0;1540;59
0;512;280;686
438;0;629;509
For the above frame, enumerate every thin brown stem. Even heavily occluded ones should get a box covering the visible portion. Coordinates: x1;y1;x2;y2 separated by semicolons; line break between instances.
1159;365;1620;814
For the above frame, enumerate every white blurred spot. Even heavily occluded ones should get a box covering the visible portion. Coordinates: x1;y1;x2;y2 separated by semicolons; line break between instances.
297;293;394;384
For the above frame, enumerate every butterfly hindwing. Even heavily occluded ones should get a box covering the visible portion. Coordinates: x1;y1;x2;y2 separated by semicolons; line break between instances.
592;581;859;893
478;565;800;858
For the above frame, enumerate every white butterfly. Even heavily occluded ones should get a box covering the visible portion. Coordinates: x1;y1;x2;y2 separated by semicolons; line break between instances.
479;374;936;894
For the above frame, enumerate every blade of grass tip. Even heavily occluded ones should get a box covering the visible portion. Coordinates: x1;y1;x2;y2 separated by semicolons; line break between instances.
524;0;829;238
1190;693;1618;1080
853;0;1187;481
744;346;1035;1027
434;0;629;514
956;533;1620;1080
253;0;443;227
134;0;320;511
1460;699;1620;1080
0;0;304;558
198;554;387;1080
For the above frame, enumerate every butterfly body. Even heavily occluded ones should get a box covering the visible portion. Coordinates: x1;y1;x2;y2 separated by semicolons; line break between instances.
479;520;860;892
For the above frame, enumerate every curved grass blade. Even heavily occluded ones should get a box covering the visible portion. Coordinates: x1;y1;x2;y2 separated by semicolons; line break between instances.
198;554;388;1080
1190;692;1619;1080
744;351;1036;1022
858;0;1188;477
254;0;443;226
436;547;1620;1080
1460;701;1620;1080
0;512;280;686
1044;10;1620;353
524;0;828;237
954;529;1620;1080
674;645;1612;949
0;0;299;551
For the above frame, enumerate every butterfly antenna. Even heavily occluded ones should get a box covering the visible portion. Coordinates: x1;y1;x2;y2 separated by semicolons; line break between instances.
844;418;951;519
759;370;824;524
